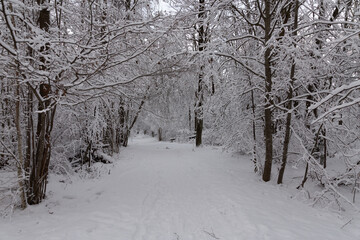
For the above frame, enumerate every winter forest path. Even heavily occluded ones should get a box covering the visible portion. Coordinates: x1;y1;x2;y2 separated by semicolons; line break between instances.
1;135;359;240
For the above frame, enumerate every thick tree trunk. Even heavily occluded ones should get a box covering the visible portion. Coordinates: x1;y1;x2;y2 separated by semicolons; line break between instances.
195;0;206;147
195;115;203;147
158;128;162;141
195;72;204;147
28;84;53;204
262;0;274;182
27;0;54;205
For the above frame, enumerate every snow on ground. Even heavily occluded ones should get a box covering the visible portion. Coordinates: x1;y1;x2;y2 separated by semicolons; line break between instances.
1;135;359;240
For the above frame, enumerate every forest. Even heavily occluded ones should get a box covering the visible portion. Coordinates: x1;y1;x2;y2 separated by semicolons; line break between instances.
0;0;359;225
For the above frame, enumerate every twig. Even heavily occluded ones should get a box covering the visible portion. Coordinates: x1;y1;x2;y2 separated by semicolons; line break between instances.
203;228;220;239
340;218;352;229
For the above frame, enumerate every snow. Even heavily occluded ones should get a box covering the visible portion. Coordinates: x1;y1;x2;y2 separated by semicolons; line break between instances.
1;135;359;240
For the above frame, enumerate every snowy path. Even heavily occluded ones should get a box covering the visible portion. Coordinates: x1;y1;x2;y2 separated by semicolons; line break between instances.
1;136;359;240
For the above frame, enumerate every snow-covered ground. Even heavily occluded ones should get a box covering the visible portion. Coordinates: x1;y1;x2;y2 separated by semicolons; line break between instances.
1;135;359;240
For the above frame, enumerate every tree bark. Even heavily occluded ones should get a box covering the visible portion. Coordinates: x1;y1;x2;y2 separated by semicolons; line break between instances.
25;85;33;189
195;0;207;147
262;0;274;182
195;71;204;147
158;128;162;141
27;0;54;205
15;75;27;209
248;77;258;173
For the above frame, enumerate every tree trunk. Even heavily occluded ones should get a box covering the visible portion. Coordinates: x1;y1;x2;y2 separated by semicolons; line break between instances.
28;84;53;204
119;100;127;147
195;0;207;147
15;75;27;209
189;106;192;132
25;85;33;189
27;0;54;205
322;129;327;168
121;93;147;147
248;76;258;172
195;115;203;147
195;71;203;147
277;0;299;184
262;0;274;182
158;128;162;141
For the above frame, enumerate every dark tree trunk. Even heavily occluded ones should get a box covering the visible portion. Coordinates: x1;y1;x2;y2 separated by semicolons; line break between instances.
122;109;130;147
322;129;327;168
262;0;274;182
118;98;126;147
195;0;207;147
250;87;258;173
189;107;192;132
27;0;55;205
158;128;162;141
195;71;204;147
195;116;203;147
